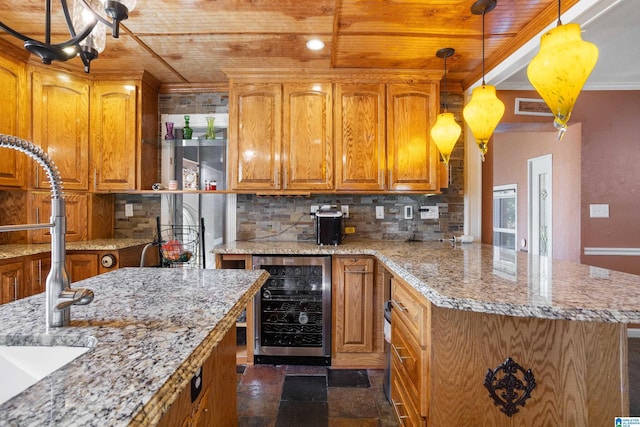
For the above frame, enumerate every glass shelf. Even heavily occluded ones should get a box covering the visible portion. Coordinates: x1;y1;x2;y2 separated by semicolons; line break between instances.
162;138;227;147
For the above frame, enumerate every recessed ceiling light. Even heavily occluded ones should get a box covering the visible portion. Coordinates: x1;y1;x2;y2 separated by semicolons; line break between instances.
306;39;325;51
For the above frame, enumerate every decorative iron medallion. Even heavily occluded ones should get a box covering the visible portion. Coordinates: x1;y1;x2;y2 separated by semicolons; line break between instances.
484;357;536;417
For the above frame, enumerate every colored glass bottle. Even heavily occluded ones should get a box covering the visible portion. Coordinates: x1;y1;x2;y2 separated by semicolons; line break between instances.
182;115;193;140
205;116;215;139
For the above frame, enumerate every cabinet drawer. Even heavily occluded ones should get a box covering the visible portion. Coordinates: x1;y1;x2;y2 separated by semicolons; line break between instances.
391;355;425;427
391;278;428;346
391;313;428;416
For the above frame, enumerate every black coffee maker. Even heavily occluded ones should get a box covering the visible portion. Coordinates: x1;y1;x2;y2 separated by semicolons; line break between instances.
315;207;344;245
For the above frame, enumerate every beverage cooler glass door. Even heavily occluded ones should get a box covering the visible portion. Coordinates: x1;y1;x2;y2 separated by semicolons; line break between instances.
253;256;332;361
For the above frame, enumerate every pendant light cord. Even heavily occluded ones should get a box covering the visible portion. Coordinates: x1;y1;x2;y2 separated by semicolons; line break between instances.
443;54;448;111
557;0;562;26
481;9;486;86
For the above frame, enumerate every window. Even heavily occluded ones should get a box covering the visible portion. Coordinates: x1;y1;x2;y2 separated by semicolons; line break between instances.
493;185;517;250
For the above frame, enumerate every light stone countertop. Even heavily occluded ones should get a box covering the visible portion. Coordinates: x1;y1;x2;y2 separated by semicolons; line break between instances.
0;238;153;260
213;240;640;324
0;267;268;426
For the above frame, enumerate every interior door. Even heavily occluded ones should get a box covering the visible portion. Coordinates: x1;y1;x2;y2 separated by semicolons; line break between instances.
528;155;552;258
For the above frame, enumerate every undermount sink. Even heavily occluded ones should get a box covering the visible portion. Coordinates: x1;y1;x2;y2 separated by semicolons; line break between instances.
0;334;96;405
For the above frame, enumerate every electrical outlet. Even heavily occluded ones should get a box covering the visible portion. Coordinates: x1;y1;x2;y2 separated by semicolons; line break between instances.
420;206;439;219
404;205;413;220
375;206;384;219
125;203;134;217
310;205;319;215
341;205;349;218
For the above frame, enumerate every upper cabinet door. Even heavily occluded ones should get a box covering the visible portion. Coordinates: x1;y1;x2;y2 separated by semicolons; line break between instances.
91;82;138;191
0;56;27;188
334;83;386;191
32;71;90;191
229;84;282;190
283;83;333;191
387;83;439;192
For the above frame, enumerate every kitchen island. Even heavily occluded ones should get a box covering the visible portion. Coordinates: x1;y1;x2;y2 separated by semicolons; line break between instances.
214;240;639;424
0;267;268;426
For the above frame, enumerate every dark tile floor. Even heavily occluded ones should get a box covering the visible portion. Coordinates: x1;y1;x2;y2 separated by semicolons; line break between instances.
237;365;398;426
236;338;640;425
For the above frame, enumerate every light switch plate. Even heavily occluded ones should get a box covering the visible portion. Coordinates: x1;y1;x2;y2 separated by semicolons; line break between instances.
375;206;384;219
125;203;134;217
589;204;609;218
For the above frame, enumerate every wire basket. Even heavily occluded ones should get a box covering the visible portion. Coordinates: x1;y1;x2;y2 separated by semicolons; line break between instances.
157;225;199;268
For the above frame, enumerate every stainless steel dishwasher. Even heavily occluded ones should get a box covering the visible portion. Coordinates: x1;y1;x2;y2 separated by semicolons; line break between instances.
253;255;332;366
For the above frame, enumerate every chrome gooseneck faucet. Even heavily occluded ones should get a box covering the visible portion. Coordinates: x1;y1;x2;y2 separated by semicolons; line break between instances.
0;134;94;328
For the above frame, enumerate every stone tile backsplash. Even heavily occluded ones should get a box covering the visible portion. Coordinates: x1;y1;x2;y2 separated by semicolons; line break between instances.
235;190;463;243
114;194;161;239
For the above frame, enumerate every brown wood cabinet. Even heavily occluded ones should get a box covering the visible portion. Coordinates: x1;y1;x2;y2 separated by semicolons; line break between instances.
0;54;28;188
283;83;333;191
31;70;90;191
90;75;159;191
0;254;50;304
27;191;113;244
333;256;375;353
28;192;89;243
0;260;25;304
91;81;137;191
386;83;440;192
334;83;386;192
229;83;282;191
157;325;237;427
26;252;51;297
66;252;100;283
390;275;628;426
332;255;385;368
230;82;334;192
226;70;443;194
66;245;148;284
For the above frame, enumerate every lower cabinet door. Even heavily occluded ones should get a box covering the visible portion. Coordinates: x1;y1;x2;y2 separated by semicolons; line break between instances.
334;256;375;353
66;253;99;283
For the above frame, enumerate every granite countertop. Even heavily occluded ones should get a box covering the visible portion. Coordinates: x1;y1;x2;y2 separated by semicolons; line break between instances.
0;238;153;260
0;267;268;426
213;240;640;324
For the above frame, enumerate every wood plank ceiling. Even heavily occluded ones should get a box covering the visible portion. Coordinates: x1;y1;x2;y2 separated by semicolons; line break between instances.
0;0;578;88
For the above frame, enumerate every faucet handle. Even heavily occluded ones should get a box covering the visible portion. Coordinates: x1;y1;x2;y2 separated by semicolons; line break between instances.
56;288;95;310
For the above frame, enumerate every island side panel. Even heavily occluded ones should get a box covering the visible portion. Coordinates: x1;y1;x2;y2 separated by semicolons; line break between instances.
428;306;628;426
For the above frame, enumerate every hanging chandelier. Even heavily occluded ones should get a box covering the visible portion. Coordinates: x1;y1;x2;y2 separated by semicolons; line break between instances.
462;0;505;162
430;47;461;168
0;0;137;73
527;0;598;140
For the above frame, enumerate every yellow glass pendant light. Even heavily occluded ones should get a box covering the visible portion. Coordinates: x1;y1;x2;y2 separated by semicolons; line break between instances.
527;1;598;140
430;47;461;167
463;0;505;162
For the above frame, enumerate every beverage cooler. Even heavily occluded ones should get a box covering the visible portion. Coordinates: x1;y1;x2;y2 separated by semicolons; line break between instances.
253;255;332;366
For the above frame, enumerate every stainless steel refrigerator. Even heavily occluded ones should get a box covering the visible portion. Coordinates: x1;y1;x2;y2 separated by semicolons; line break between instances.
159;113;230;268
